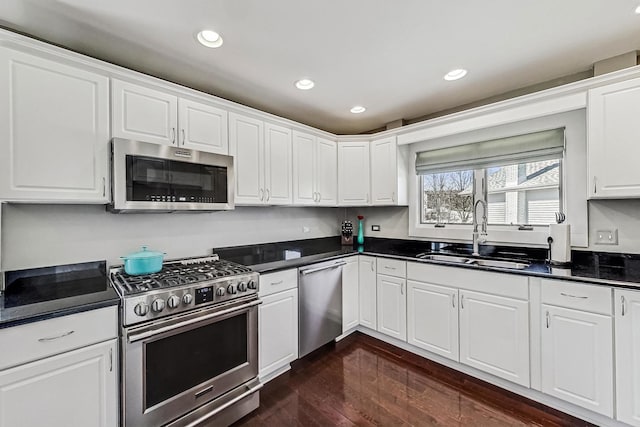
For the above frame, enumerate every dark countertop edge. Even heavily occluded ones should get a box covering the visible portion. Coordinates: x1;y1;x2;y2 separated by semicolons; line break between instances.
253;250;640;291
0;296;120;329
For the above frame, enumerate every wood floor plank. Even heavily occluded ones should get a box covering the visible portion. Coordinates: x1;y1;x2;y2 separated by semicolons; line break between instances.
234;333;594;427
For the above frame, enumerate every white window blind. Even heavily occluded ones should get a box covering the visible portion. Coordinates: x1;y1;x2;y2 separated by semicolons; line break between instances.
415;128;565;174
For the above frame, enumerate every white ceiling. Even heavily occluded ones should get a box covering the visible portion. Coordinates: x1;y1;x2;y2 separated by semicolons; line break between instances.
1;0;639;134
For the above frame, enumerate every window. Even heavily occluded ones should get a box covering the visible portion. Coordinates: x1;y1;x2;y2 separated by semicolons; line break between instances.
416;128;565;227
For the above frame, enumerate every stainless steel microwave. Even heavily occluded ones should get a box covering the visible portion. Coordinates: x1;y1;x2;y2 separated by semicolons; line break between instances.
109;138;234;213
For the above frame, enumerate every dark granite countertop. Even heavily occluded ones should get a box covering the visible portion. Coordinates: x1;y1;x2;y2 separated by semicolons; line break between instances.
0;261;120;329
215;236;640;290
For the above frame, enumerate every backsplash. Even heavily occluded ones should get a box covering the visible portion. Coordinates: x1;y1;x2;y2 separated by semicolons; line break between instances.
1;204;340;270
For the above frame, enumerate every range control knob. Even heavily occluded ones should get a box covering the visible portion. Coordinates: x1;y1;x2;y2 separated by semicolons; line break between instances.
151;299;166;313
134;302;149;316
167;295;180;309
182;294;193;305
227;284;237;295
237;282;247;292
216;287;226;296
247;280;257;290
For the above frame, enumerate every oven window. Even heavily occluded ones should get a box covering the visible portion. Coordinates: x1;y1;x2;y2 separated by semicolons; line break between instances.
145;314;248;408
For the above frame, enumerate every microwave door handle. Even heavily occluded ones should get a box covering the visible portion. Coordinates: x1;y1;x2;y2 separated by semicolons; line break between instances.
127;299;262;343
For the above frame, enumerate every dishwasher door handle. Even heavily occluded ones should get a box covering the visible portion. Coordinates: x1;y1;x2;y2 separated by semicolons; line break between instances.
300;261;347;275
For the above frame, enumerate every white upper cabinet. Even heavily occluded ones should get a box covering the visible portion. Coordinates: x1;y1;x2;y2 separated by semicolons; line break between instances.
338;141;371;206
229;113;292;205
588;78;640;198
112;79;228;154
264;123;293;205
370;136;407;206
178;98;228;153
0;47;109;202
292;131;337;206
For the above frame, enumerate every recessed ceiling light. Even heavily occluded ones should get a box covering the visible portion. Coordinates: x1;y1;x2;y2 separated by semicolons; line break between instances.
197;30;223;48
635;4;640;13
295;79;315;90
350;106;366;114
444;68;468;81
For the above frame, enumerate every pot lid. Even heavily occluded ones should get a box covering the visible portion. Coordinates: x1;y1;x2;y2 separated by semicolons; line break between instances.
122;246;165;260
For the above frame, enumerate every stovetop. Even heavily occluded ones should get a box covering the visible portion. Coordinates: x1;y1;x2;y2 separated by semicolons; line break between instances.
111;256;254;296
111;255;259;326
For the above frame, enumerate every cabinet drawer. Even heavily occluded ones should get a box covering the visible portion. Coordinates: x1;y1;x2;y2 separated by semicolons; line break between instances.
259;268;298;297
541;279;612;315
0;306;118;370
376;258;406;278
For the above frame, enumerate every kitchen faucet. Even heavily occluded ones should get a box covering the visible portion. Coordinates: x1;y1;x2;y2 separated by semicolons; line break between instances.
472;199;488;256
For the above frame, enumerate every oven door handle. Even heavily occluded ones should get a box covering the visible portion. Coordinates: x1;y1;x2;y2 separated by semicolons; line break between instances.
127;299;262;343
181;382;263;427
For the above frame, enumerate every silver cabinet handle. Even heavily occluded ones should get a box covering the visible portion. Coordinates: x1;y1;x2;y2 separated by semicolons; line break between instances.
452;294;455;308
622;295;627;316
270;280;284;286
102;177;106;197
38;330;75;342
259;188;264;201
181;128;186;145
392;191;395;203
546;311;550;328
109;348;113;372
384;266;396;270
171;127;176;144
560;292;588;299
317;192;321;202
460;294;464;309
593;176;597;194
400;282;404;295
266;188;270;202
366;193;370;203
370;261;374;272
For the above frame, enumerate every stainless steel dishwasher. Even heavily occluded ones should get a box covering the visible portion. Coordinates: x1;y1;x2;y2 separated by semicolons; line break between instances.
298;259;346;357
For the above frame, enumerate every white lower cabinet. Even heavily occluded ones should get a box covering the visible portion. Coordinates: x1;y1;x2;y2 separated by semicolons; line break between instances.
459;289;530;387
376;274;406;341
358;256;377;329
342;256;359;333
541;304;613;417
258;269;298;381
0;339;118;427
615;289;640;426
407;280;459;361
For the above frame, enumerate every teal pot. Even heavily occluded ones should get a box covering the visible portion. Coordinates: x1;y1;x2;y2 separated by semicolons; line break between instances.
121;246;165;275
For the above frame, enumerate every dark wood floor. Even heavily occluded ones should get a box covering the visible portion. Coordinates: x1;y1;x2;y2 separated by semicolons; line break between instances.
234;332;594;426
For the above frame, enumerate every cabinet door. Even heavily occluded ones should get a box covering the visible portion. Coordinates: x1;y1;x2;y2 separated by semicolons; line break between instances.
292;131;316;205
615;289;640;426
259;289;298;380
338;141;370;205
112;79;177;146
342;257;360;333
315;137;338;206
371;136;398;205
0;339;117;427
377;274;407;341
588;78;640;198
459;290;530;387
358;256;377;329
0;48;109;202
178;98;228;154
229;113;264;205
541;305;613;416
407;280;459;361
264;123;292;205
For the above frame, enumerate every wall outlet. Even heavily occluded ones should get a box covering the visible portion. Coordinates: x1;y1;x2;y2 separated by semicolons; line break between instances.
595;229;618;245
302;226;310;233
371;225;380;231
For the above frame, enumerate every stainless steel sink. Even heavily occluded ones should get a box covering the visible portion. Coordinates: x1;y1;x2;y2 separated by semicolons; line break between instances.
416;252;530;270
471;259;530;270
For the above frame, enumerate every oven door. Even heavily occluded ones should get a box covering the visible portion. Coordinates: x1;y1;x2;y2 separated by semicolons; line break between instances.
123;297;259;427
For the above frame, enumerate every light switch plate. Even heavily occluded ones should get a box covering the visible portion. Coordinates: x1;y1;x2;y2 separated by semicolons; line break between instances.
595;229;618;245
371;225;381;231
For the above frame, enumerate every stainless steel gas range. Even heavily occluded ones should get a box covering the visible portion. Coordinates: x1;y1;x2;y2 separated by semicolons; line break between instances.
110;255;262;427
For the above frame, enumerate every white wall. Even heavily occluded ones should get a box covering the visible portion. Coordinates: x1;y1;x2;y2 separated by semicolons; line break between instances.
1;204;340;270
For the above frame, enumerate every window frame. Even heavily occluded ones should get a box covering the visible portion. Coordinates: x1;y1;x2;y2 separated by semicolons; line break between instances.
408;110;587;248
